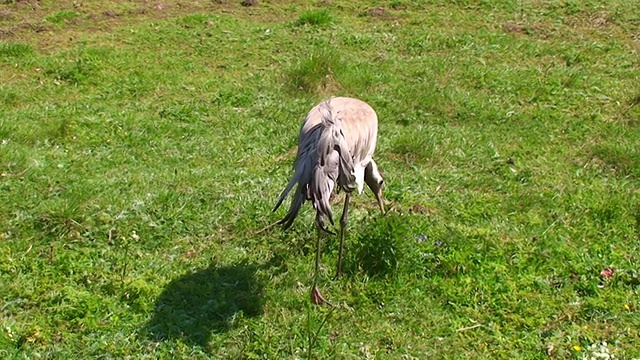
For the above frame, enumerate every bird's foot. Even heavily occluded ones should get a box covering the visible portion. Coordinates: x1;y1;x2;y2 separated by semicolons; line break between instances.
311;284;333;306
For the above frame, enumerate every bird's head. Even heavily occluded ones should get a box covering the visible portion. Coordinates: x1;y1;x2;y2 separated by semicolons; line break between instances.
364;161;385;214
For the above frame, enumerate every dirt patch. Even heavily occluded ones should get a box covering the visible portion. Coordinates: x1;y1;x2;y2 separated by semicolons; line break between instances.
126;7;149;16
20;21;50;33
315;0;334;7
102;10;119;18
633;40;640;56
0;29;13;40
241;0;258;6
589;11;609;28
365;7;387;17
502;22;548;38
361;7;392;19
317;74;343;97
14;0;41;10
502;22;526;34
0;1;320;50
0;9;15;21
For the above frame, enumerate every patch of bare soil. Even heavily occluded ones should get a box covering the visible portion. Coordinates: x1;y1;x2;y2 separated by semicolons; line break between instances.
0;9;15;21
360;6;396;22
364;7;388;17
589;11;609;28
502;22;549;39
241;0;258;6
0;0;269;50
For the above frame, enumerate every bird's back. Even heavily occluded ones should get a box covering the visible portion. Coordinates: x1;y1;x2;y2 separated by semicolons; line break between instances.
300;97;378;168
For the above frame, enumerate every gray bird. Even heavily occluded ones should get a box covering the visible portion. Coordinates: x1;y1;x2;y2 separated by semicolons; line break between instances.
273;97;385;304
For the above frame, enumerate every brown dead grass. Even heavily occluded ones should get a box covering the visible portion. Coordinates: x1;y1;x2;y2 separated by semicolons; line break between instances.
0;0;289;52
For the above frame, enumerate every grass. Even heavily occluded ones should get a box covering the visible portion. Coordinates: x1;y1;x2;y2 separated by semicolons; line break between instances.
44;10;80;27
1;0;639;358
296;9;333;27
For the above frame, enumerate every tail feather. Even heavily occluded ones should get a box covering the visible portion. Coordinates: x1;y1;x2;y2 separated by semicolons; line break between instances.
317;103;355;186
273;155;312;230
310;150;338;225
309;101;354;227
272;177;296;213
273;158;310;213
278;187;305;230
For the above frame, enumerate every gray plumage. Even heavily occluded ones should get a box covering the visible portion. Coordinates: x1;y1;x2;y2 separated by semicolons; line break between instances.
273;96;385;304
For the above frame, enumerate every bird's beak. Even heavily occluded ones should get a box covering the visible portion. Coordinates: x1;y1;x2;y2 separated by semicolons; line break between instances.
375;189;385;215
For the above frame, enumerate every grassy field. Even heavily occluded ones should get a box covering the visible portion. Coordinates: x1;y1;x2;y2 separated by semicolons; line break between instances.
1;0;639;358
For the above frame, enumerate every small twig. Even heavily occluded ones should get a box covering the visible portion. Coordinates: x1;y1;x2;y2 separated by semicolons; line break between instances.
456;324;483;332
1;167;31;178
252;221;280;235
68;218;84;229
541;219;558;237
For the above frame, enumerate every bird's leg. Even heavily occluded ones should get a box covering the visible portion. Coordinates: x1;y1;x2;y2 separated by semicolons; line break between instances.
311;221;331;306
334;192;350;280
314;224;322;286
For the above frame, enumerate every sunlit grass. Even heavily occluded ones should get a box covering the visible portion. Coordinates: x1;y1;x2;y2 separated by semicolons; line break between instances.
296;9;333;27
1;0;639;358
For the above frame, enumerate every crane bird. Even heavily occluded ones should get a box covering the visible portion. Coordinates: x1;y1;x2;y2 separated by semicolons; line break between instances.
273;97;385;305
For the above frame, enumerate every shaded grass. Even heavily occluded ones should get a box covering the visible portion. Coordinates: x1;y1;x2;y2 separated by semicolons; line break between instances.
145;262;265;348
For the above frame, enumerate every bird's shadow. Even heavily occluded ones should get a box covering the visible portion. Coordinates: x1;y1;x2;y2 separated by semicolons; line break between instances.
143;261;264;349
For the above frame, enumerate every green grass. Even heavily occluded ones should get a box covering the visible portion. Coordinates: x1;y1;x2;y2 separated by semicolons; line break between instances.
296;9;333;27
44;10;80;26
1;0;639;358
0;42;33;58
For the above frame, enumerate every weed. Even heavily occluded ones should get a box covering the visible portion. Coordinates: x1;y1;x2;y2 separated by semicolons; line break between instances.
0;43;33;58
296;9;333;27
44;43;96;85
285;49;341;93
45;11;80;26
